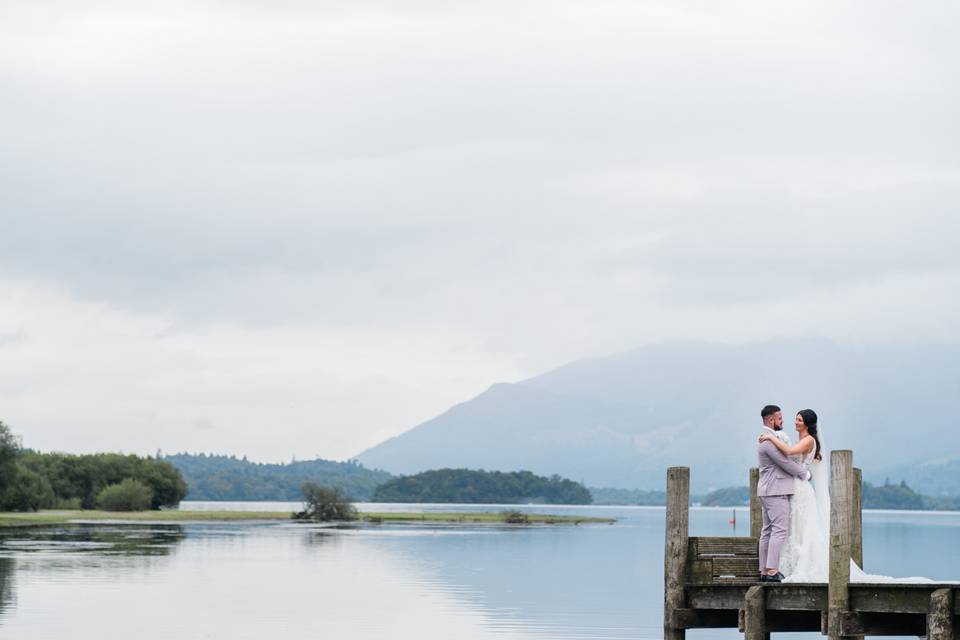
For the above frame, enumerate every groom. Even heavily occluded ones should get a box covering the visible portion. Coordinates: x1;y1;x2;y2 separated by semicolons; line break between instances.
757;404;811;582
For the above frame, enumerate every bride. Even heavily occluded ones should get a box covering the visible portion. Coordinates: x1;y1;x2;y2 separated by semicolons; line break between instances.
759;409;931;584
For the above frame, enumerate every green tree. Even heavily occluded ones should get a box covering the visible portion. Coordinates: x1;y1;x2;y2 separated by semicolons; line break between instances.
0;421;20;489
18;452;187;509
96;479;154;511
1;464;55;511
295;483;357;521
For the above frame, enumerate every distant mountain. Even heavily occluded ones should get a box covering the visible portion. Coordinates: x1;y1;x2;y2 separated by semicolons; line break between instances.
166;453;393;501
356;339;960;492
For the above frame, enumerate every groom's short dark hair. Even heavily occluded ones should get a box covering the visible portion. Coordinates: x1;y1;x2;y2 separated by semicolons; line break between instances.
761;405;781;419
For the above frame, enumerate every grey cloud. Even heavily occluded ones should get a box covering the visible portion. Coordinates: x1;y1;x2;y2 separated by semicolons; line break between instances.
0;331;29;347
1;0;959;355
3;1;960;462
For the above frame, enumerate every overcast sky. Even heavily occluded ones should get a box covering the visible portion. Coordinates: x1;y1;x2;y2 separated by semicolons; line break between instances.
2;0;958;461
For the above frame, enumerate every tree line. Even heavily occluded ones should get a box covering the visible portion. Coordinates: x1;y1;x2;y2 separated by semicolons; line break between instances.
0;421;186;511
164;453;393;501
371;468;593;504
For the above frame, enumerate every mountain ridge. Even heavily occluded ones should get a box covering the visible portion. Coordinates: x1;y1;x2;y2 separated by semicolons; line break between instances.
356;339;960;492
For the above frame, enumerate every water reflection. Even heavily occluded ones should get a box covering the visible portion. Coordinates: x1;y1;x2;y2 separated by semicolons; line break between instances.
0;557;14;617
0;509;956;639
1;524;184;557
333;523;653;638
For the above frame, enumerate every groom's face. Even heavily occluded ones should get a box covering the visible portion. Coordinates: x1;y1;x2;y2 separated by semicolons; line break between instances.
772;411;783;430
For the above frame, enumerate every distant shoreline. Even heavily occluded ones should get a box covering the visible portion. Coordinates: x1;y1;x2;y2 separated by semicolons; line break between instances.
183;500;960;514
0;510;615;528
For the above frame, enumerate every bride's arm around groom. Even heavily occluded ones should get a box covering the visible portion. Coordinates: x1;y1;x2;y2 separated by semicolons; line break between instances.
758;439;812;487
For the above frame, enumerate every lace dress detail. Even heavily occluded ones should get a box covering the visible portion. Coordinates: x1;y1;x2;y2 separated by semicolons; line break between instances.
780;448;828;582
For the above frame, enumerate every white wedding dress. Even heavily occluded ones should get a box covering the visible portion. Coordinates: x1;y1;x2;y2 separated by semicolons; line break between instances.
780;441;932;584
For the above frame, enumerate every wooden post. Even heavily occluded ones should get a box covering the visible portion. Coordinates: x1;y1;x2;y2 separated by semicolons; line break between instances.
927;588;954;640
828;450;853;640
743;585;766;640
664;467;690;640
749;467;761;539
852;467;863;569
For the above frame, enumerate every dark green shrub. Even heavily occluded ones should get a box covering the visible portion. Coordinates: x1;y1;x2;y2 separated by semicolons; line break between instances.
501;509;529;524
54;497;83;510
96;479;153;511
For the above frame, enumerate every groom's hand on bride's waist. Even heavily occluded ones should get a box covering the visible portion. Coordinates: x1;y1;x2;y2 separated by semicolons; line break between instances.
802;471;812;481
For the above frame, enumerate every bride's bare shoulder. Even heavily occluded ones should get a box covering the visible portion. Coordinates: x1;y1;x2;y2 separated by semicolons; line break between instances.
800;435;816;451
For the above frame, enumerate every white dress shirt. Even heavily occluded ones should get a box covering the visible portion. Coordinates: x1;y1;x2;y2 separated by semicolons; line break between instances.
762;425;791;446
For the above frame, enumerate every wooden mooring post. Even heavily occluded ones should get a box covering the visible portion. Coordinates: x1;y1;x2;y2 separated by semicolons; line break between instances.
664;467;689;640
828;450;853;640
664;456;959;640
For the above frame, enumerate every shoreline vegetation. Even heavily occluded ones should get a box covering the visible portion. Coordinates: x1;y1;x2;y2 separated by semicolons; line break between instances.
165;452;391;501
6;420;957;515
590;480;960;511
1;420;188;512
692;480;960;511
0;509;615;528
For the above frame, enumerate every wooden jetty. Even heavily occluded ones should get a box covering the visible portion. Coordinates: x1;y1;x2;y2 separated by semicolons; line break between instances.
664;450;958;639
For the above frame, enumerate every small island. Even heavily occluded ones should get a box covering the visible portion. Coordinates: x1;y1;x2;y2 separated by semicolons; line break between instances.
371;468;593;504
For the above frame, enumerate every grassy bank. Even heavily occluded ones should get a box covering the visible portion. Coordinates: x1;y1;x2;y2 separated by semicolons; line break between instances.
0;510;292;527
357;512;613;524
1;510;614;527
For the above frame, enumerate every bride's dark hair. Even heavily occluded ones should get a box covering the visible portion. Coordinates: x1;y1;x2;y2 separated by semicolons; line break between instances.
798;409;822;461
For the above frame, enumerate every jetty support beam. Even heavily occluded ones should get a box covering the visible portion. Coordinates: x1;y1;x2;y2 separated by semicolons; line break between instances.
743;585;766;640
664;467;689;640
927;588;954;640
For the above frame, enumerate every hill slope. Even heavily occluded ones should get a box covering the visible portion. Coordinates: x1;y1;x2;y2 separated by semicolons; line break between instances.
872;457;960;497
357;339;960;491
166;453;393;501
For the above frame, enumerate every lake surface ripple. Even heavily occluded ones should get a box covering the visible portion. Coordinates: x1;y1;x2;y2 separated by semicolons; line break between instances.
1;505;958;639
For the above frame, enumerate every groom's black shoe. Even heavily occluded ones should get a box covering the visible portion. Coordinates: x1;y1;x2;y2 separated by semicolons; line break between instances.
760;572;785;582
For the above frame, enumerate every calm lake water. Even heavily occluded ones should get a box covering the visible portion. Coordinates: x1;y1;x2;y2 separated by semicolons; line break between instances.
1;503;958;639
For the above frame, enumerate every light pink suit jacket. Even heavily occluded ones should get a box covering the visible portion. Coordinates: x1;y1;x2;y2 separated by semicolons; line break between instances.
757;439;809;497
